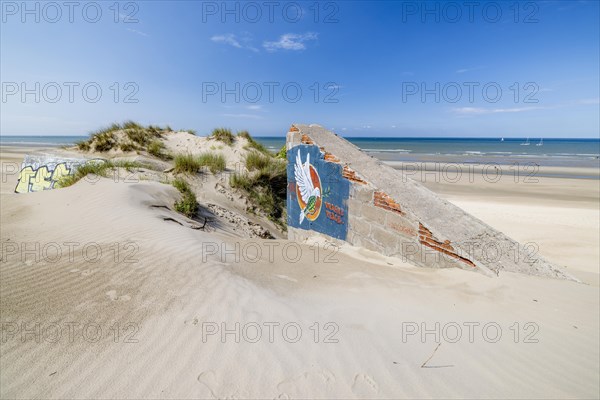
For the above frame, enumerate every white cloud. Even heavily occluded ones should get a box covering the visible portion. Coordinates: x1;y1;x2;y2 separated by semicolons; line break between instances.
211;33;259;52
263;32;318;52
211;34;242;48
211;32;318;53
246;105;263;110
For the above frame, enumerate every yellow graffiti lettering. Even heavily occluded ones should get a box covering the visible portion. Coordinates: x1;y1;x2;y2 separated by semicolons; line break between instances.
50;163;71;187
29;166;53;192
14;162;74;193
15;166;36;193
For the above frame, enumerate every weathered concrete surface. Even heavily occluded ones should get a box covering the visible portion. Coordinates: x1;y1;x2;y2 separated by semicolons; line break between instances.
286;124;576;280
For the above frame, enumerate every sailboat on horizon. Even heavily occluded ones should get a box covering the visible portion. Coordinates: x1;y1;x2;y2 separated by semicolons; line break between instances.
536;138;543;146
520;137;530;146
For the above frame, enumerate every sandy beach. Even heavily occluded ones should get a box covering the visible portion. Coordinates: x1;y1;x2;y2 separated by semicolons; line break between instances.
1;140;598;399
3;0;598;396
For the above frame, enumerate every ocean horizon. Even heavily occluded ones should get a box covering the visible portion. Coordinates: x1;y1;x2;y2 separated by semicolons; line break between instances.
3;135;597;168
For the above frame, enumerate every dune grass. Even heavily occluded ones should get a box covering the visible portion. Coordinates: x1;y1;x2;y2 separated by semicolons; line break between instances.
245;151;271;171
90;123;122;137
198;152;226;173
231;136;286;223
122;120;143;130
57;160;146;188
76;140;91;151
174;152;226;174
230;157;287;223
237;130;269;155
173;153;201;174
147;140;172;160
210;128;235;145
126;129;150;146
119;142;137;152
91;131;117;152
275;145;287;159
76;121;169;153
147;125;169;135
172;177;198;218
171;177;191;193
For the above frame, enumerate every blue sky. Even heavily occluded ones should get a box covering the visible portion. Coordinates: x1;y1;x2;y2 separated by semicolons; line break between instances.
1;0;598;137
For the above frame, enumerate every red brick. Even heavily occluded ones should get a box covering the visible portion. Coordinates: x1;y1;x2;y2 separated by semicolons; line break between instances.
342;166;367;184
301;134;314;144
324;152;340;163
373;191;404;215
418;223;475;268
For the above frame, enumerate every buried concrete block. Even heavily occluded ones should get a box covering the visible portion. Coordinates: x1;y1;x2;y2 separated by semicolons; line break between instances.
286;123;576;280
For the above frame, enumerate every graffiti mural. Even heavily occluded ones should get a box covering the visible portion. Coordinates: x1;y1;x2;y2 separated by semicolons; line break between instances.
287;145;350;240
14;155;93;193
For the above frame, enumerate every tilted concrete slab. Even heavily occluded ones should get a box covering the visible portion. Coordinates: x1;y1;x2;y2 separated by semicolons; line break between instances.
286;123;576;280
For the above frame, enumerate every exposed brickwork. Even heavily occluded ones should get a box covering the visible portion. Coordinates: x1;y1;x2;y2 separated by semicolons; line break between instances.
374;191;404;215
301;134;314;144
324;152;340;163
289;125;299;132
418;223;475;268
342;165;367;184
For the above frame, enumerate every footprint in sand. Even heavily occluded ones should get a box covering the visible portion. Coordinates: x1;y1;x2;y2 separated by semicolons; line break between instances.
277;369;335;397
352;373;379;395
106;290;131;302
197;370;251;398
197;370;218;397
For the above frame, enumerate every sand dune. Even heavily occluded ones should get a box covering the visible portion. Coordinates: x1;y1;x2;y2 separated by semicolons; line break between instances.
1;145;599;399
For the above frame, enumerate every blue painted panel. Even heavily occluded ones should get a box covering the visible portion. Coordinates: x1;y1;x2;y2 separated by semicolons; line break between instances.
287;144;349;240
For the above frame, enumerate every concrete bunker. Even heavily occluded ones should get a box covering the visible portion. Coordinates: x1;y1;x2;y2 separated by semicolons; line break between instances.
286;123;575;280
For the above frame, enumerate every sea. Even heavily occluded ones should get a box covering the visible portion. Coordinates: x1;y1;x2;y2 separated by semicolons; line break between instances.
256;137;600;171
2;135;599;172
